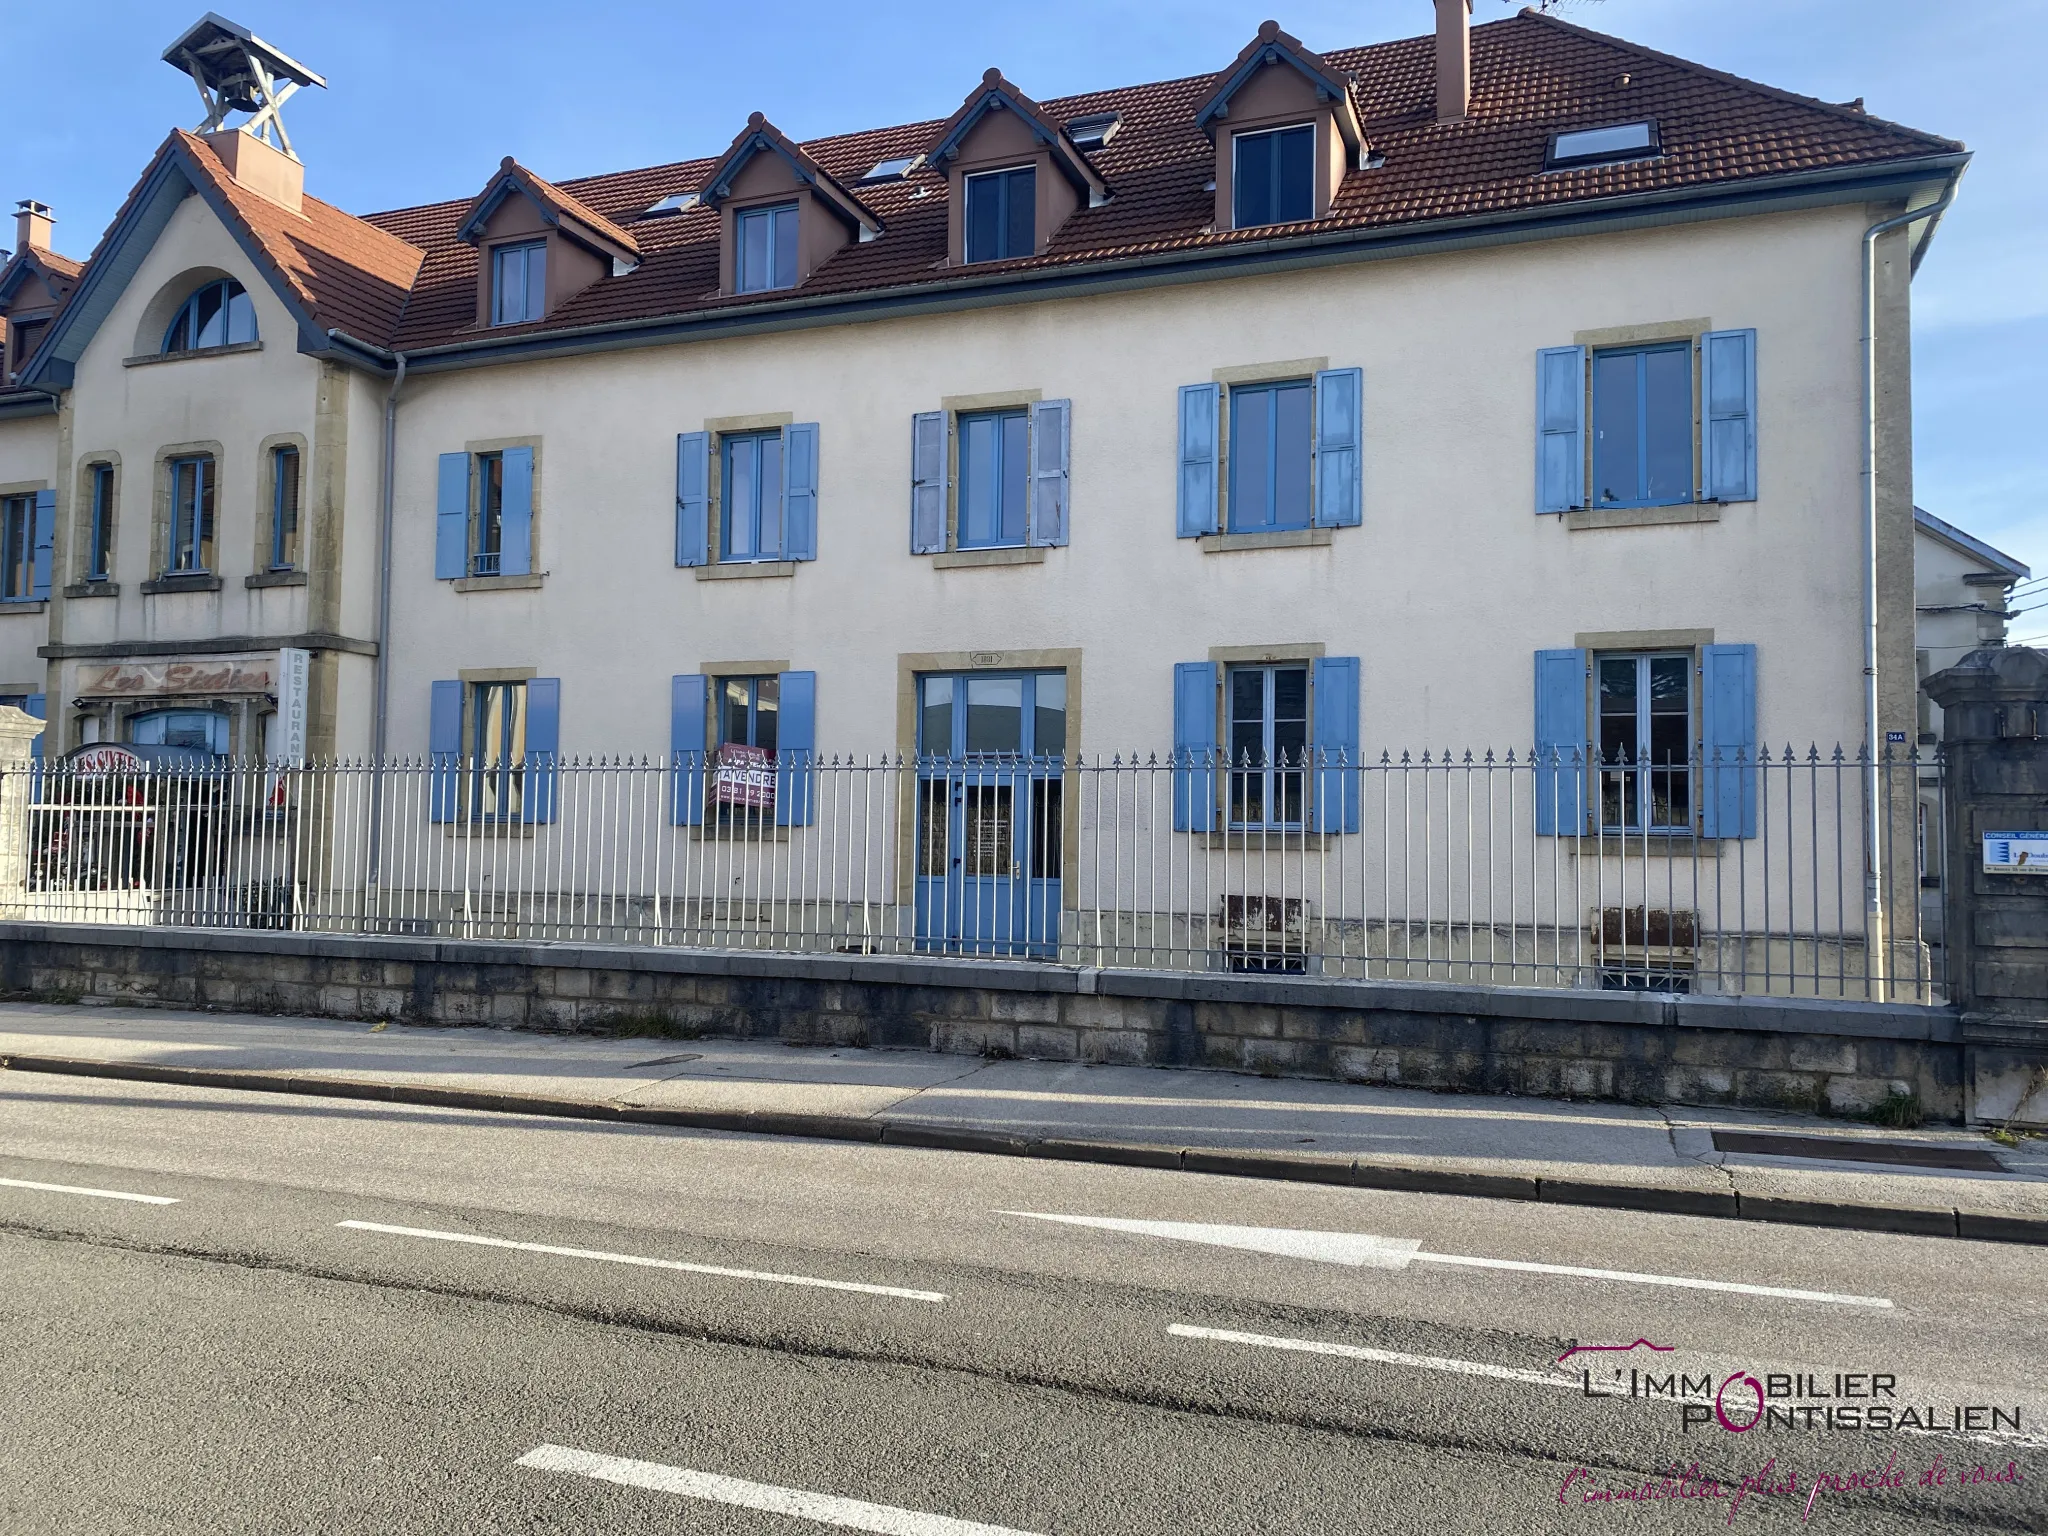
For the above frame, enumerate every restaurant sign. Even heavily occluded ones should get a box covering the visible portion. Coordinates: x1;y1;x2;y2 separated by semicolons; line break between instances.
79;654;279;698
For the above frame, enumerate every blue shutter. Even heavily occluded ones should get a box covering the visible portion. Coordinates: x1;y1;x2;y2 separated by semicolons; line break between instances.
1701;329;1757;503
1700;643;1758;839
428;680;462;822
24;692;43;768
1535;346;1586;513
1533;648;1589;836
676;432;710;567
521;676;559;824
30;489;54;599
1177;383;1220;538
1029;398;1070;547
781;422;819;561
435;453;469;579
498;445;534;576
775;669;817;827
1311;368;1362;529
1310;656;1360;834
670;674;708;826
910;412;946;554
1172;661;1219;833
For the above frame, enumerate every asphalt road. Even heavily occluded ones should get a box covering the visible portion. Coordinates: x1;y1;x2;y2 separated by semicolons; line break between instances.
1;1073;2042;1534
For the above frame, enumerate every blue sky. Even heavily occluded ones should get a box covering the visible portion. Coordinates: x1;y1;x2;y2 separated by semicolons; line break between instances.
7;1;2042;624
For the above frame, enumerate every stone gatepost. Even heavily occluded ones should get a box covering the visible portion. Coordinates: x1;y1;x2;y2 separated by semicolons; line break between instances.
0;706;45;913
1922;646;2048;1126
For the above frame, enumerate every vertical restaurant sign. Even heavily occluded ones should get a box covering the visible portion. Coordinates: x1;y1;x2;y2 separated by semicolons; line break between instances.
713;742;776;808
275;647;310;765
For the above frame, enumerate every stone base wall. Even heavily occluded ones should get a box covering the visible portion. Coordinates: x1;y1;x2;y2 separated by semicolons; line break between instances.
0;922;1966;1120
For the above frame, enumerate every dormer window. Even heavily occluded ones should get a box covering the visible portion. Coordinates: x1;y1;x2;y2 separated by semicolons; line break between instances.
162;278;257;353
735;203;799;293
964;167;1035;263
490;240;546;325
1233;125;1314;229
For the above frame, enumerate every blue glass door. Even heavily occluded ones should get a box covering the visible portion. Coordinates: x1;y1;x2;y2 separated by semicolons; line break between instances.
915;673;1064;956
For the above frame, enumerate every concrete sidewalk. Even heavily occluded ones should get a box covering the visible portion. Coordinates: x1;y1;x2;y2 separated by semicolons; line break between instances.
2;1000;2044;1240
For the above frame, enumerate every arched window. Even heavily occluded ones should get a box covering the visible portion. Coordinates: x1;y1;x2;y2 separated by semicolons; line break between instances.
162;278;258;353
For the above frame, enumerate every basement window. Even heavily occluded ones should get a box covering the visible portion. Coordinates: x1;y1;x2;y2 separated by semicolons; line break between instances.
1546;120;1660;170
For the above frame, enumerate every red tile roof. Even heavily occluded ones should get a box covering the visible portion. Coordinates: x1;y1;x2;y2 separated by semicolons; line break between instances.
50;13;1968;365
458;158;642;259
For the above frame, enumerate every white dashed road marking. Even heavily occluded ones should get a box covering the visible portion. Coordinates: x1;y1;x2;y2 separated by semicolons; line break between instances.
338;1220;947;1302
515;1443;1043;1535
1169;1324;1577;1388
0;1175;178;1206
1004;1212;1892;1308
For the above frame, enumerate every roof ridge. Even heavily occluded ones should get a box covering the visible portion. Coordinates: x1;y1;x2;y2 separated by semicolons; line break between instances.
1514;9;1962;153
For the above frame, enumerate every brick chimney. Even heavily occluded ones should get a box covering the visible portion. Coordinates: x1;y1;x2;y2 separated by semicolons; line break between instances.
13;200;54;254
1435;0;1471;123
201;129;305;215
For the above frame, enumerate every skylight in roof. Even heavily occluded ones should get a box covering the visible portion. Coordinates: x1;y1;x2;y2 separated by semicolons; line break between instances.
1546;120;1660;170
1065;112;1122;150
862;156;920;183
642;191;700;217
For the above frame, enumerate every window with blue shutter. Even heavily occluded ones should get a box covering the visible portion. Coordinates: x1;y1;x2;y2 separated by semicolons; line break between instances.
1172;661;1219;832
775;669;817;827
498;445;534;576
1591;343;1692;509
1533;648;1589;835
1535;346;1586;513
1228;379;1312;532
957;409;1030;549
671;674;708;826
721;430;785;562
1311;655;1360;833
675;432;710;567
435;454;469;580
1312;368;1362;529
1701;329;1757;503
30;489;54;600
782;422;819;561
1176;383;1220;538
1030;399;1070;548
428;679;462;822
1700;643;1758;839
910;412;947;554
522;677;560;824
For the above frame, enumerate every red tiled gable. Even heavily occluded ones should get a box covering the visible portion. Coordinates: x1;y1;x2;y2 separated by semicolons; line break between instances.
44;13;1966;365
352;14;1954;352
459;158;642;258
174;130;426;344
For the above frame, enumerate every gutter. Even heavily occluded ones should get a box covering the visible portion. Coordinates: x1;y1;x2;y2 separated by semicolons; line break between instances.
367;349;407;883
0;389;59;421
312;152;1967;378
1859;176;1960;1000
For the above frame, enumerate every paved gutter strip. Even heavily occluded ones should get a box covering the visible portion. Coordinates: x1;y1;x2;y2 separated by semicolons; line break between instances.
1;1051;2034;1246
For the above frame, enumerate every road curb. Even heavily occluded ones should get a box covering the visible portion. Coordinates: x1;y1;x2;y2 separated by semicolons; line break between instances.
3;1051;2036;1246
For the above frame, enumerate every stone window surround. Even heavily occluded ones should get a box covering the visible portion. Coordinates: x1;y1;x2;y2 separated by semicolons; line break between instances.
251;432;311;580
891;646;1084;897
696;411;796;579
1568;626;1726;854
1563;318;1713;533
444;665;540;836
1199;641;1331;847
929;388;1045;561
148;439;224;582
453;434;545;590
692;658;797;843
1203;356;1328;545
0;479;48;606
68;453;119;595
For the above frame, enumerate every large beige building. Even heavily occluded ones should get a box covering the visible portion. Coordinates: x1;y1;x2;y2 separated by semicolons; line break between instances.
0;5;1968;969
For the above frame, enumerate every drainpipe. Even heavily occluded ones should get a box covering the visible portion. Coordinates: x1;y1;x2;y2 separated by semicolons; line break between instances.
1860;182;1955;997
368;351;408;883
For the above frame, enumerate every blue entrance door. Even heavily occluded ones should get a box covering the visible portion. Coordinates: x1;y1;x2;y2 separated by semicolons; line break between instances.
915;672;1064;956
